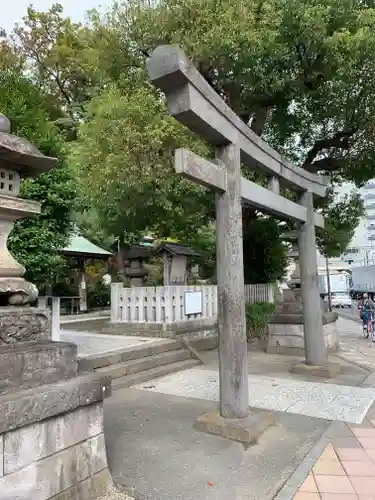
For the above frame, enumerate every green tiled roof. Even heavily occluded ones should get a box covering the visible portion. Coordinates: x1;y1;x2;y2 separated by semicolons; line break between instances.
61;235;112;259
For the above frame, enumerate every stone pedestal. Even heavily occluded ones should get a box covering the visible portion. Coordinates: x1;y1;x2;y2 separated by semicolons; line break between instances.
0;307;112;499
0;115;111;499
266;289;339;357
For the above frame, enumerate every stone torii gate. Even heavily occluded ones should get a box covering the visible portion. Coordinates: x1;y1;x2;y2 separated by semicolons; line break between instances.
147;46;330;440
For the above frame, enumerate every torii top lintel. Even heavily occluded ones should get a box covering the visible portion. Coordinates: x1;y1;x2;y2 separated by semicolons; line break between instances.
147;45;329;198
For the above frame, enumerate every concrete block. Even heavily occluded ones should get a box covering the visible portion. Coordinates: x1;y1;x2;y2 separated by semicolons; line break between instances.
290;362;341;378
0;434;107;500
0;341;77;395
4;403;103;474
194;408;275;444
0;373;110;435
78;340;182;371
189;335;218;351
49;468;111;500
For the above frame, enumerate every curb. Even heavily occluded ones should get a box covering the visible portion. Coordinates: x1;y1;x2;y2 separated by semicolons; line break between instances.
273;420;338;500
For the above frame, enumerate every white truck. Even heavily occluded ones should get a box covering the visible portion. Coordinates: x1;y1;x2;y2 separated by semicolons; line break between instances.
318;272;350;295
351;265;375;294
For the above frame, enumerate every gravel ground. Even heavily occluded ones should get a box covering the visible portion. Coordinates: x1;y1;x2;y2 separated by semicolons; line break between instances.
100;486;135;500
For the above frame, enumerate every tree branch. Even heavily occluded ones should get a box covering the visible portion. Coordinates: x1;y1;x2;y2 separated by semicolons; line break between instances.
304;157;345;173
302;128;357;168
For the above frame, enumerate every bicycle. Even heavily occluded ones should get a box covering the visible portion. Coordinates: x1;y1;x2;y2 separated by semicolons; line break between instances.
363;310;375;340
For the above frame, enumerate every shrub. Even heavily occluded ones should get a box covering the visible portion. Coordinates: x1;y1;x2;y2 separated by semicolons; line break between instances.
245;302;275;342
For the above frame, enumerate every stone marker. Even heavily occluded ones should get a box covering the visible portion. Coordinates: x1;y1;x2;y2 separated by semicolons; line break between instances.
147;46;330;442
0;115;111;499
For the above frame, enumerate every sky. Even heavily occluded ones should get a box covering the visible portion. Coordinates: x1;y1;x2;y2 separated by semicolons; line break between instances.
2;0;113;33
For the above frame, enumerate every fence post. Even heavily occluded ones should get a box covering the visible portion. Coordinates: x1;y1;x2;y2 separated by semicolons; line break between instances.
38;296;47;309
268;284;274;303
51;297;60;341
111;283;122;323
164;286;173;324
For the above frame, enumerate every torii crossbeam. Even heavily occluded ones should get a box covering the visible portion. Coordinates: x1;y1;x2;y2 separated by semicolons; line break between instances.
147;46;329;425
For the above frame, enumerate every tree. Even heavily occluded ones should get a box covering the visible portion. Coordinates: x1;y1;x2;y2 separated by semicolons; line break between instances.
316;190;365;258
117;0;374;250
243;214;288;283
121;0;375;178
0;69;76;289
69;84;213;248
6;1;369;279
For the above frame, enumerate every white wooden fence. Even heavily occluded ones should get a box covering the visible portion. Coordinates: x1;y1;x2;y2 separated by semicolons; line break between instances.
245;283;274;304
111;283;273;324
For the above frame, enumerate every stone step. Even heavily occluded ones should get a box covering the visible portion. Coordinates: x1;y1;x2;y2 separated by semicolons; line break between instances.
112;359;201;390
96;349;191;379
78;339;183;371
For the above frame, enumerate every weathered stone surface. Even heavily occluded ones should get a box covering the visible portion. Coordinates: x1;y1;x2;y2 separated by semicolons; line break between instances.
0;131;57;176
146;45;328;197
4;402;103;474
267;318;339;356
0;434;3;477
0;373;110;434
49;468;112;500
0;277;39;305
194;408;275;444
269;310;338;325
0;341;77;395
0;307;51;345
0;434;107;500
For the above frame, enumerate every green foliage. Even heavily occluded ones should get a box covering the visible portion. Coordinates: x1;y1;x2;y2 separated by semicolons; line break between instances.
316;190;365;257
119;0;375;255
243;217;288;284
0;70;75;288
245;302;275;340
3;0;371;281
69;84;213;246
87;280;110;309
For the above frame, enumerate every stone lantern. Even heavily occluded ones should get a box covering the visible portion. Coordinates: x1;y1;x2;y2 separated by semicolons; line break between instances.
283;231;301;290
123;245;153;286
0;115;52;308
0;115;111;499
266;228;339;358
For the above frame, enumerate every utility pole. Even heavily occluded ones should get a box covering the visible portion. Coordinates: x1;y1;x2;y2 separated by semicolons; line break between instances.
325;255;332;312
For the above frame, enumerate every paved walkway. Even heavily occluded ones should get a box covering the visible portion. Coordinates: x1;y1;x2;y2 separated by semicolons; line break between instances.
292;415;375;499
60;330;163;357
276;316;375;500
134;368;375;423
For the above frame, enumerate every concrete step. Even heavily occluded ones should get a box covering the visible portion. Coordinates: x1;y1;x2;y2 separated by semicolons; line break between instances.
78;339;183;371
112;359;201;390
96;349;191;380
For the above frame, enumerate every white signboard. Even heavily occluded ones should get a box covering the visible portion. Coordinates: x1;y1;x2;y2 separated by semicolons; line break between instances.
184;291;203;316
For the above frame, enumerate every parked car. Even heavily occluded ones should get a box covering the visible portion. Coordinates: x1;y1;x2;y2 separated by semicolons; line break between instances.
326;292;352;308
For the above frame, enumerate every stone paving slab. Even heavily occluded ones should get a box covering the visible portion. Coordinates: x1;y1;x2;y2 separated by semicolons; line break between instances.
286;413;375;499
133;368;375;424
60;330;163;357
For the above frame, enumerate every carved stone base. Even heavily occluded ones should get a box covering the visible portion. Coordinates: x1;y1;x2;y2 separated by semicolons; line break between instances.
0;307;51;346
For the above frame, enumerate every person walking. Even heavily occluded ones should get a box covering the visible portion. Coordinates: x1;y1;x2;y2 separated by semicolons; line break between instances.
359;293;375;338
